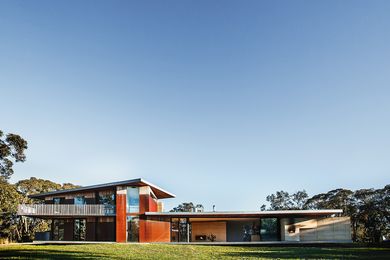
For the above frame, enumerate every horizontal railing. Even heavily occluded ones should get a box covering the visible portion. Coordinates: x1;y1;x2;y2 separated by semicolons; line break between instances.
17;204;116;216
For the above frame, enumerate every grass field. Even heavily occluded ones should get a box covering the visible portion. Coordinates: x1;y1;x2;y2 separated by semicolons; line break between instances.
1;243;390;259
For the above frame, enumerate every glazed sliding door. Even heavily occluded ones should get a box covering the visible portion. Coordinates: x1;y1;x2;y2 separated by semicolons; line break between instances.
74;219;86;241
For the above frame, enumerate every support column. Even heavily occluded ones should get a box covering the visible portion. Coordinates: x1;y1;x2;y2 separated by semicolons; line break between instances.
116;186;127;242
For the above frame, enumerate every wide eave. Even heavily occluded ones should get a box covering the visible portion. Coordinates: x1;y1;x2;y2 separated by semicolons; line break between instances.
29;178;175;200
145;209;343;218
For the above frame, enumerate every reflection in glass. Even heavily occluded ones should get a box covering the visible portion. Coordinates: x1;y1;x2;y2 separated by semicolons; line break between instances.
260;218;278;241
74;219;86;241
126;187;139;213
98;191;115;205
74;196;86;205
127;216;139;242
52;219;64;240
171;218;190;242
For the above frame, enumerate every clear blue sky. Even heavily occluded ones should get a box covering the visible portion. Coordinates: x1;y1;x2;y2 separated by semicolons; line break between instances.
1;1;389;211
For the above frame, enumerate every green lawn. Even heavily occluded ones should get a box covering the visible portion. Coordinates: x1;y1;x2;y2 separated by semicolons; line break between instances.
0;244;389;259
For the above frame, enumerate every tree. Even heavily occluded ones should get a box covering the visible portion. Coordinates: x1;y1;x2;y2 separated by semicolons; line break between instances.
62;183;81;190
170;202;204;212
263;190;309;210
0;182;23;242
0;130;28;181
304;188;358;240
263;185;390;243
1;177;80;243
16;178;81;197
16;177;61;196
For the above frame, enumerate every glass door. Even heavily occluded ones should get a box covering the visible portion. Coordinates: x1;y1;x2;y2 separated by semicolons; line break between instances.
52;219;64;240
127;216;139;242
74;219;86;241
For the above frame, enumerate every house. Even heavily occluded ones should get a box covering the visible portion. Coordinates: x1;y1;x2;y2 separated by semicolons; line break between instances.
18;178;352;243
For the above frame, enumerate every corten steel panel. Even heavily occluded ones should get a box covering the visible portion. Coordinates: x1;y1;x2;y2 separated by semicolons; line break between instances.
139;220;170;242
140;194;158;214
148;196;158;212
116;194;126;242
139;194;148;214
139;219;146;242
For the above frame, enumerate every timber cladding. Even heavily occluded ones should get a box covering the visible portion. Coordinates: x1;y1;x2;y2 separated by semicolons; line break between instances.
191;221;227;242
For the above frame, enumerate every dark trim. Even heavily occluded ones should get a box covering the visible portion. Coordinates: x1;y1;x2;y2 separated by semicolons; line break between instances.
29;178;175;199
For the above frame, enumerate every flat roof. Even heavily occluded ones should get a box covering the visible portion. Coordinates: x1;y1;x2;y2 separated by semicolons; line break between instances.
145;209;343;218
29;178;175;199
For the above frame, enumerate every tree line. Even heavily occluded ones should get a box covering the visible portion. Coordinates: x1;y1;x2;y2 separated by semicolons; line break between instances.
261;187;390;243
1;130;389;243
0;130;79;243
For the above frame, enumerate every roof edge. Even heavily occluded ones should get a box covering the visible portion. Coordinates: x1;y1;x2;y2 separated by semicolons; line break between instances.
29;178;175;199
145;209;343;216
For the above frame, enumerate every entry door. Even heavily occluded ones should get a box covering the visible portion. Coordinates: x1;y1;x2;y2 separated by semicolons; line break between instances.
74;219;86;241
127;216;139;242
52;219;64;240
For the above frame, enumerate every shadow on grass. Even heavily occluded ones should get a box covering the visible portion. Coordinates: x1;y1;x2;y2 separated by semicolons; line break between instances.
0;247;108;259
221;247;390;259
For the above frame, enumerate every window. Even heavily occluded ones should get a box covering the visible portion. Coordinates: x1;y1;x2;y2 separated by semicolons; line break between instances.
98;191;115;205
126;187;139;213
53;198;63;204
260;218;279;241
171;218;190;242
127;216;139;242
74;219;86;241
52;219;64;240
74;196;86;205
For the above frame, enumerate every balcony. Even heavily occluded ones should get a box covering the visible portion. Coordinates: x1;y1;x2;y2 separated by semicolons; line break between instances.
18;204;116;217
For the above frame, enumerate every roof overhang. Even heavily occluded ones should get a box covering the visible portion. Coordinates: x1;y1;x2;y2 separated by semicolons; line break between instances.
145;209;343;218
29;178;175;200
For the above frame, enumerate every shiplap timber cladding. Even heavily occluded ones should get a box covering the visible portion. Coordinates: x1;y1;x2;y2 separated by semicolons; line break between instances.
45;191;96;201
191;221;227;242
17;204;115;216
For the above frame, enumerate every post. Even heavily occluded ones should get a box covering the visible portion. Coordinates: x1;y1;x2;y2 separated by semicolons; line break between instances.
187;220;190;243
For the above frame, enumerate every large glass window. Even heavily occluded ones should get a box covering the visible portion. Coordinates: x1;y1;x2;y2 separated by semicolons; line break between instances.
98;191;115;205
126;187;139;213
74;196;86;205
260;218;279;241
227;220;259;242
52;219;64;240
53;197;64;205
74;219;86;241
127;216;139;242
171;218;190;242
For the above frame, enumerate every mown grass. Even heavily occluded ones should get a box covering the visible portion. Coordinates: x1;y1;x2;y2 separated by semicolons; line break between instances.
0;243;389;259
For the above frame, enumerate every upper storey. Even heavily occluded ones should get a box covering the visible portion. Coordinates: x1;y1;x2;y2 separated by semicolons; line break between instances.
29;178;175;200
18;178;175;217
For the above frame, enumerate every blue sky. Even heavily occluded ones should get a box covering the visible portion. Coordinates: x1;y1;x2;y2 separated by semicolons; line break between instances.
1;1;389;211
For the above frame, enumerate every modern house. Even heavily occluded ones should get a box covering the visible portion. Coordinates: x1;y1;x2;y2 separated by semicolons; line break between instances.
18;178;351;243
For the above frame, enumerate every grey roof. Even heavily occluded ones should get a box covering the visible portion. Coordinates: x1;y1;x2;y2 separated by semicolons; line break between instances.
29;178;175;199
145;209;343;217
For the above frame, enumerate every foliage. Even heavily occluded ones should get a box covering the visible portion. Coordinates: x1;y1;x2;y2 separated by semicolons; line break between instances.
0;178;79;242
0;181;23;241
262;190;309;210
0;130;28;181
170;202;204;212
15;177;81;196
263;185;390;243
